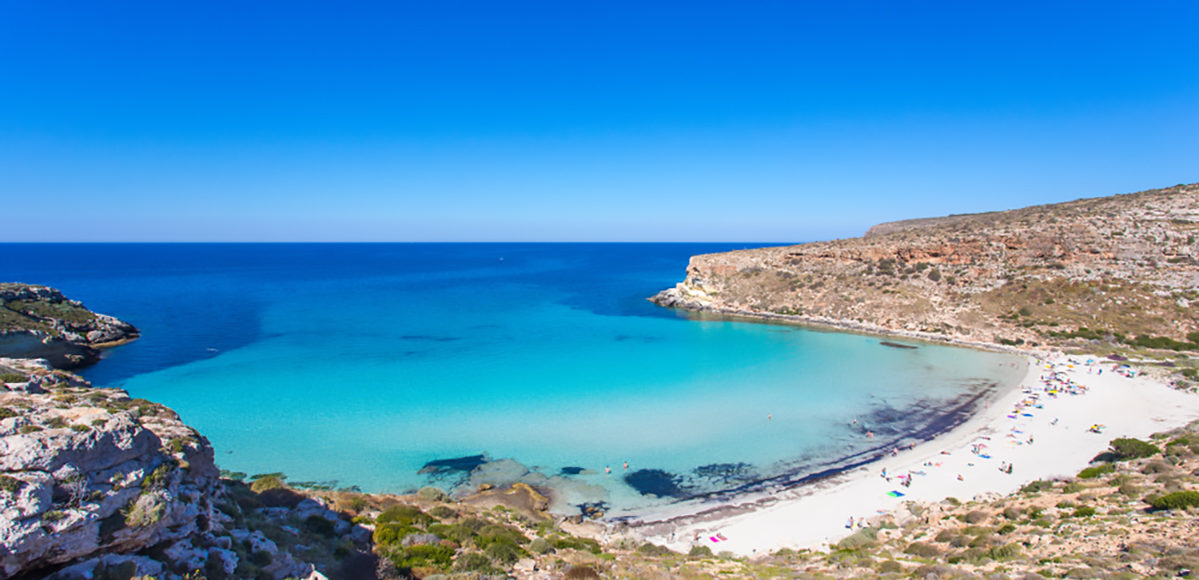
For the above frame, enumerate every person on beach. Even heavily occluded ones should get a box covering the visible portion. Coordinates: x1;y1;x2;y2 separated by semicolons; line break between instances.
881;467;887;478
866;430;874;440
623;461;628;471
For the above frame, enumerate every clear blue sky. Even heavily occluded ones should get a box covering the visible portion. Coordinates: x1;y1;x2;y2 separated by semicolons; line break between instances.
2;2;1196;242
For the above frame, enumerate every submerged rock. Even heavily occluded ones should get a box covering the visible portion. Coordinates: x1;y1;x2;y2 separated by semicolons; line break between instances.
623;468;693;499
417;453;488;477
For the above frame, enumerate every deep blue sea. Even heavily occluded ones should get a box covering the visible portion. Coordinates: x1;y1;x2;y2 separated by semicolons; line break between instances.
0;243;1022;515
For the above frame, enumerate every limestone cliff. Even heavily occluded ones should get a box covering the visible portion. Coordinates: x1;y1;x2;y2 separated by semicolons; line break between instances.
0;285;371;579
0;284;139;369
0;357;360;580
652;183;1199;359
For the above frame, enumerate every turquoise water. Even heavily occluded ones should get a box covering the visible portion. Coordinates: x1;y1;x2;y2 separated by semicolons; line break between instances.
1;244;1022;514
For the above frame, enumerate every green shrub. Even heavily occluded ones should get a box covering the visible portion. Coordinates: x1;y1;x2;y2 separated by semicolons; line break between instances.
249;548;273;567
0;373;26;383
934;529;958;542
964;510;988;524
1021;480;1053;493
1061;482;1086;494
70;424;90;433
249;475;286;493
877;559;903;573
529;537;553;554
1148;491;1199;510
0;408;17;420
377;504;435;527
387;543;454;571
550;535;602;554
124;494;165;528
373;523;418;546
19;425;42;434
836;528;878;549
904;542;941;557
564;566;602;579
1002;506;1023;520
986;543;1021;560
1109;438;1159;460
416;486;449;502
1072;506;1096;517
636;542;674;556
429;505;456;519
0;475;24;494
473;523;528;550
1078;463;1115;479
689;545;713;558
303;515;336;536
427;522;473;544
996;523;1017;534
452;552;501;574
1118;483;1141;498
484;542;526;564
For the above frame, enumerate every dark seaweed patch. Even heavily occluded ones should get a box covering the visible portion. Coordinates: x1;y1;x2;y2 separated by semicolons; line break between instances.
559;466;585;475
624;469;692;498
418;454;487;476
693;462;756;485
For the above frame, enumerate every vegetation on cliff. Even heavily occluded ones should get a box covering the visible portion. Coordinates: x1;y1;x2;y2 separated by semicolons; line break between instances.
653;182;1199;386
0;283;138;369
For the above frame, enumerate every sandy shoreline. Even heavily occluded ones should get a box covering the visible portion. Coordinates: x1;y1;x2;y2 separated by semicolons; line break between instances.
623;352;1199;556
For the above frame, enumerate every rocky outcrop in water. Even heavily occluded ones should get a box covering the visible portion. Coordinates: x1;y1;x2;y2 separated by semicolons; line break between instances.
0;284;139;369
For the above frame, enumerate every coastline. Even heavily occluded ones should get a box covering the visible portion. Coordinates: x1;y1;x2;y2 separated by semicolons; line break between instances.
658;298;1031;356
622;352;1199;556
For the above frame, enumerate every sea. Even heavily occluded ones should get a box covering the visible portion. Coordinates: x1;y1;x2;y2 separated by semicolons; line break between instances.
0;243;1024;516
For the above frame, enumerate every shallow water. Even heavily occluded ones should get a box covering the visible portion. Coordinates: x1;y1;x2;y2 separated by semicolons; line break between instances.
1;243;1023;514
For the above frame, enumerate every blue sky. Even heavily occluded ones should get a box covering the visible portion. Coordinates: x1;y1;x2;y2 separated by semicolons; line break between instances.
2;2;1196;242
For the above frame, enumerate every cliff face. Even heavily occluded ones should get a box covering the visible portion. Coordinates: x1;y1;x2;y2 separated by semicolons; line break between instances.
0;359;362;580
653;183;1199;353
0;284;139;369
0;288;366;580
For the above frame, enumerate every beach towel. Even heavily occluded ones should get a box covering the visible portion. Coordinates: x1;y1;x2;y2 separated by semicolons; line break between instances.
887;490;905;497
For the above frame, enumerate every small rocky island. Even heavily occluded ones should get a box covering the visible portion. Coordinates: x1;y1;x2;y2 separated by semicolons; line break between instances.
0;284;139;369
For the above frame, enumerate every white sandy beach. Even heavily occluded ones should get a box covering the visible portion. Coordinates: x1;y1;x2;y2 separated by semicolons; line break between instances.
634;353;1199;556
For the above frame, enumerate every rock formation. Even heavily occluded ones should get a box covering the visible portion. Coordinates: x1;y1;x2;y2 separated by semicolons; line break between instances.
0;356;358;579
652;182;1199;358
0;284;139;369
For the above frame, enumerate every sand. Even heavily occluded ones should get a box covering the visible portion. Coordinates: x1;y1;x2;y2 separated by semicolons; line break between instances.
633;353;1199;556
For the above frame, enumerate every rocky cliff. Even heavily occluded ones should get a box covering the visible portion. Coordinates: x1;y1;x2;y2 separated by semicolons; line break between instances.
652;183;1199;361
0;356;362;580
0;284;139;369
0;285;375;579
